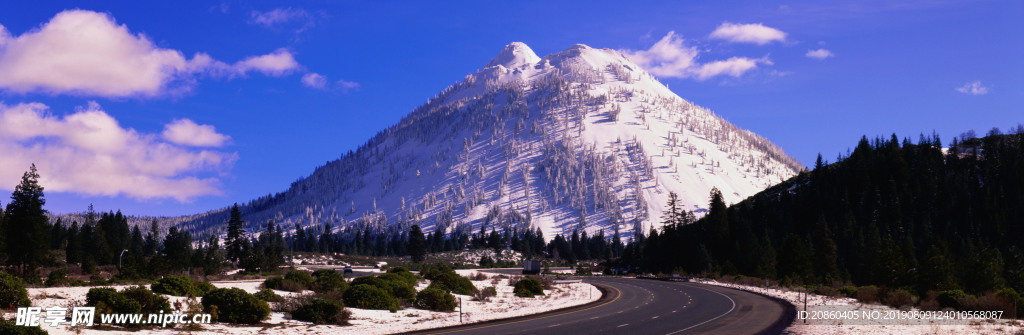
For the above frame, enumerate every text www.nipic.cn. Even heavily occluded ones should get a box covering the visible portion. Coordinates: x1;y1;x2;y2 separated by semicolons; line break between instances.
16;306;212;328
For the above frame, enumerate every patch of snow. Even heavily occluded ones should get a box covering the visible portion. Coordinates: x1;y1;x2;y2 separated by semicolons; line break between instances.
13;272;598;334
701;280;1023;335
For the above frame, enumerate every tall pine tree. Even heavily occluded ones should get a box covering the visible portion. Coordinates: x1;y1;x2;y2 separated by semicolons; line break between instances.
226;203;245;263
408;225;426;263
3;164;50;278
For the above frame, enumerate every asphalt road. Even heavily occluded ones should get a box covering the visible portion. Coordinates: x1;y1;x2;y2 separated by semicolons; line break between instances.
411;270;793;335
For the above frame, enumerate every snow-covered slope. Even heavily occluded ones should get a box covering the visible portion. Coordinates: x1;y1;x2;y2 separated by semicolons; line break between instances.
179;42;802;241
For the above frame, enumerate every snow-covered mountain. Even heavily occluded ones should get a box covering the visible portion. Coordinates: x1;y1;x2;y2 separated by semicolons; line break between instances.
177;42;802;241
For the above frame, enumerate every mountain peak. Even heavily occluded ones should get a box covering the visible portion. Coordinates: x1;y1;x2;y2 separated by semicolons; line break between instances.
486;42;541;69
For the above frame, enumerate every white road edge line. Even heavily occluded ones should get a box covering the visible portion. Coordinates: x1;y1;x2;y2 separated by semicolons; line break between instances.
666;285;737;335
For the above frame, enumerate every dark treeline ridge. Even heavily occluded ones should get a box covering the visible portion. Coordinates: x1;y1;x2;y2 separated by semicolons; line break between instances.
0;165;625;283
286;215;626;265
624;130;1024;299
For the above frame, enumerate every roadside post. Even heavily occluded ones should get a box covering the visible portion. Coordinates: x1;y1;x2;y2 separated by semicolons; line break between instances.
802;287;807;324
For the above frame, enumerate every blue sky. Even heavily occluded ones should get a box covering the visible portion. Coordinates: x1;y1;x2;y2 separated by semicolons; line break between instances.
0;0;1020;216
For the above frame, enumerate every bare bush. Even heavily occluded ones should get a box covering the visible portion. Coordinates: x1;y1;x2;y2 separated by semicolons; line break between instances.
275;292;317;313
883;289;915;309
473;287;498;302
918;291;941;311
855;286;879;304
469;272;488;281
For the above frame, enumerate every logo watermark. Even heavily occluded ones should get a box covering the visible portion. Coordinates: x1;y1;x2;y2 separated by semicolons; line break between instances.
16;306;212;328
794;305;1008;326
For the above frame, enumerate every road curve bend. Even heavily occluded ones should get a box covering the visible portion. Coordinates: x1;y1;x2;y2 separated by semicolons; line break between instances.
409;276;794;335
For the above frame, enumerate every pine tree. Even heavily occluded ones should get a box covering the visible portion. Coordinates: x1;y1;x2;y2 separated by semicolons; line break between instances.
409;225;426;263
920;242;957;291
226;203;245;263
756;233;777;279
163;227;193;273
662;192;682;230
779;234;813;285
204;235;223;276
3;164;51;278
66;221;81;265
812;216;839;284
143;219;159;257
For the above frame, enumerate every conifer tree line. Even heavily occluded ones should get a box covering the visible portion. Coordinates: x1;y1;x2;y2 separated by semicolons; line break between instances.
0;164;629;282
276;213;627;265
623;129;1024;298
0;166;262;281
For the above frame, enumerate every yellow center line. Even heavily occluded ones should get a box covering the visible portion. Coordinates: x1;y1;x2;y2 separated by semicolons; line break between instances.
420;283;624;335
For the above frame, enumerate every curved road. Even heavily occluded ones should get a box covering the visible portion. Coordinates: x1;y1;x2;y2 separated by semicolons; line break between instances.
411;273;793;335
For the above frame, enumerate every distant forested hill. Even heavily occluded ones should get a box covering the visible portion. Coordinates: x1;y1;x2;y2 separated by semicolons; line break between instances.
631;129;1024;296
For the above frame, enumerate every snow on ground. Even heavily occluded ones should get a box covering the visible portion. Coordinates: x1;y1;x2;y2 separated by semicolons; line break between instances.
10;271;597;335
337;271;598;334
701;280;1024;335
430;249;523;265
289;254;340;266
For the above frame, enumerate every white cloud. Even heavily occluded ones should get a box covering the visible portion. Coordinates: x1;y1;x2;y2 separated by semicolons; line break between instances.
301;72;360;92
0;102;237;201
230;49;299;77
956;81;988;96
693;56;772;80
709;22;787;45
162;119;231;147
337;79;360;92
250;8;314;33
0;25;9;47
251;8;310;26
301;72;328;89
621;31;769;80
0;10;300;97
806;49;834;59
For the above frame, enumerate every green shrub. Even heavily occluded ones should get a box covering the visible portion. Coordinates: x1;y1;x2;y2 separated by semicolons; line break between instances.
419;263;454;281
262;274;308;293
388;266;411;274
479;255;495;267
938;289;966;310
312;269;348;294
385;268;420;287
350;274;415;302
44;270;69;287
416;288;457;312
513;277;544;298
0;318;48;335
291;298;350;325
285;270;314;288
86;288;142;323
195;281;216;295
350;275;385;288
0;271;31;308
202;288;270;324
378;273;416;301
262;277;284;290
89;274;107;286
151;275;201;297
121;286;171;314
255;288;284;303
838;286;858;298
343;284;398;311
427;272;477;295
